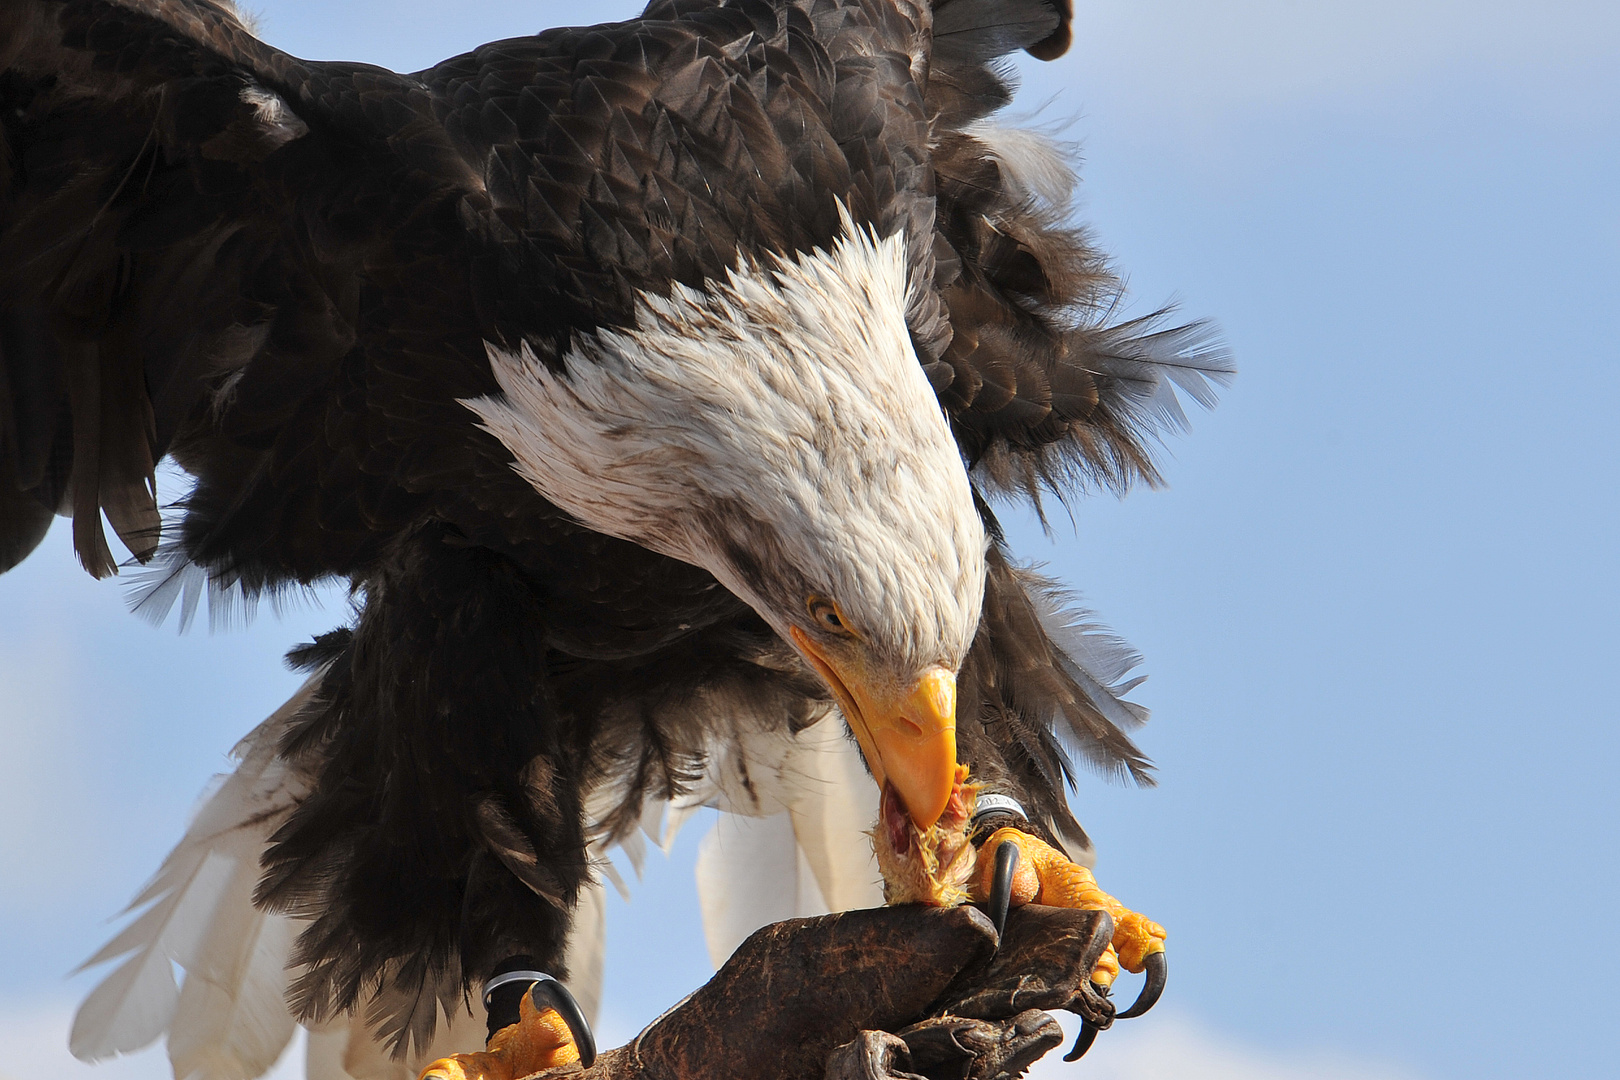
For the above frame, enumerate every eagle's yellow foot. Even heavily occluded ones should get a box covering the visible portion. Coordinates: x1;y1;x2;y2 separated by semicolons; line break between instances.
973;826;1166;989
419;993;580;1080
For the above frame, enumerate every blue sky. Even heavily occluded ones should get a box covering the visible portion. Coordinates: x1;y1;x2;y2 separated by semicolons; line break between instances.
2;3;1616;1079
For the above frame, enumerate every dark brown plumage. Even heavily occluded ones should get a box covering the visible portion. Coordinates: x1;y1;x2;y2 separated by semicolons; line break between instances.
0;0;1228;1055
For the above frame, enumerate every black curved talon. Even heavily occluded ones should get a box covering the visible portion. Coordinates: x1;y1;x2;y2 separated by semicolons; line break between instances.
481;966;598;1067
1061;981;1109;1062
987;839;1019;941
1063;1020;1101;1062
1115;950;1167;1020
529;977;598;1067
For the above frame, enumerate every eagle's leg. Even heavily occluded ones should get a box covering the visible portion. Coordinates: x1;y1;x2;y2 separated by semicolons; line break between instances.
971;827;1166;997
418;992;580;1080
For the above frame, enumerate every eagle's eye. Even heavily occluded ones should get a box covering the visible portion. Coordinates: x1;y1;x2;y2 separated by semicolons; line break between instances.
807;597;854;637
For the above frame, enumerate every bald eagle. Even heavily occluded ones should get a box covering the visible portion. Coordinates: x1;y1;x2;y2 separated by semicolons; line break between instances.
0;0;1228;1073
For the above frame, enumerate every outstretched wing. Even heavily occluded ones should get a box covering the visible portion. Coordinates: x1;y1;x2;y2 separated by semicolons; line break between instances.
1;0;327;576
1;0;1223;585
0;0;556;595
924;0;1231;501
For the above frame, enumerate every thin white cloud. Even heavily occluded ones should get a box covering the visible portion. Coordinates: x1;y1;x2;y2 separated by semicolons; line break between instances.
1028;1011;1424;1080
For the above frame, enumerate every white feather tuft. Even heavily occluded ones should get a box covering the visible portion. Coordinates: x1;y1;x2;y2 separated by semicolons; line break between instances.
240;82;308;147
963;119;1078;208
71;679;321;1067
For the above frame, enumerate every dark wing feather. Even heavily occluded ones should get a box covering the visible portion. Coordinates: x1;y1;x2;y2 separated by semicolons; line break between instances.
1;0;551;592
955;545;1155;858
0;0;353;577
932;0;1067;61
923;0;1233;503
917;0;1228;810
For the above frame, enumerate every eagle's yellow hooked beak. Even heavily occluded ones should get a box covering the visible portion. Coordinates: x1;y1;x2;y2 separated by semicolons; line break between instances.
790;626;958;830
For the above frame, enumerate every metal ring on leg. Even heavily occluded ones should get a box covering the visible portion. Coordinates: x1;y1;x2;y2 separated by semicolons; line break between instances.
481;969;598;1067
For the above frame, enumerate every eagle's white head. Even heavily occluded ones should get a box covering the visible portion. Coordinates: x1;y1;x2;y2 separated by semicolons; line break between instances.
466;223;985;831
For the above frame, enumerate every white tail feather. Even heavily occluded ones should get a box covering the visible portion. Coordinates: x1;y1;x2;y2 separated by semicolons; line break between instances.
168;907;299;1080
776;714;884;914
70;945;182;1060
302;1023;364;1080
71;678;321;1066
696;812;826;968
76;681;886;1076
694;713;882;968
